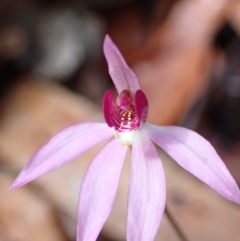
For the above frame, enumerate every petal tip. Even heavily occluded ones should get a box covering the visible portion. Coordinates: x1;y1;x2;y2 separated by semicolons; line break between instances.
8;180;26;191
103;34;114;53
104;34;111;43
7;183;17;191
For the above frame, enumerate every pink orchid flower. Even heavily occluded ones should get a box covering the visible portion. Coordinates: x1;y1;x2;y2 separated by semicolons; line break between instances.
9;35;240;241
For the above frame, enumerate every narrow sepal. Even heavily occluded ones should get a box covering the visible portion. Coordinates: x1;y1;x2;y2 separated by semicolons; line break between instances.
103;35;141;94
127;131;166;241
9;122;113;190
143;123;240;204
77;138;127;241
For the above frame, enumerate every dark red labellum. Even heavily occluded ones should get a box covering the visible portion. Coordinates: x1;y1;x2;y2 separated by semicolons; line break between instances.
103;89;148;132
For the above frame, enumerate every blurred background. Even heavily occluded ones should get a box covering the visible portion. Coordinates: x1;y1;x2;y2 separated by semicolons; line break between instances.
1;0;240;240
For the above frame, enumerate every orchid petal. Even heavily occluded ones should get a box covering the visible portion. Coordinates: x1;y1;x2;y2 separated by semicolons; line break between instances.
9;122;114;190
127;131;166;241
135;90;148;123
103;90;118;128
77;138;127;241
103;35;141;94
143;123;240;204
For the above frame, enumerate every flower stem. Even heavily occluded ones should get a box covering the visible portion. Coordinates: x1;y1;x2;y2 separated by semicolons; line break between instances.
165;204;189;241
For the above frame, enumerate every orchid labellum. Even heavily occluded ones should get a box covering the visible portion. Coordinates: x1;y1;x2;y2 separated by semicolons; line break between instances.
9;35;240;241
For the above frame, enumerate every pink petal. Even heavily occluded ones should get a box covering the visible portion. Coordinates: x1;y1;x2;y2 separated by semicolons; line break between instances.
127;131;166;241
143;123;240;204
103;35;141;94
77;138;127;241
103;90;118;127
135;90;149;123
9;122;113;190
